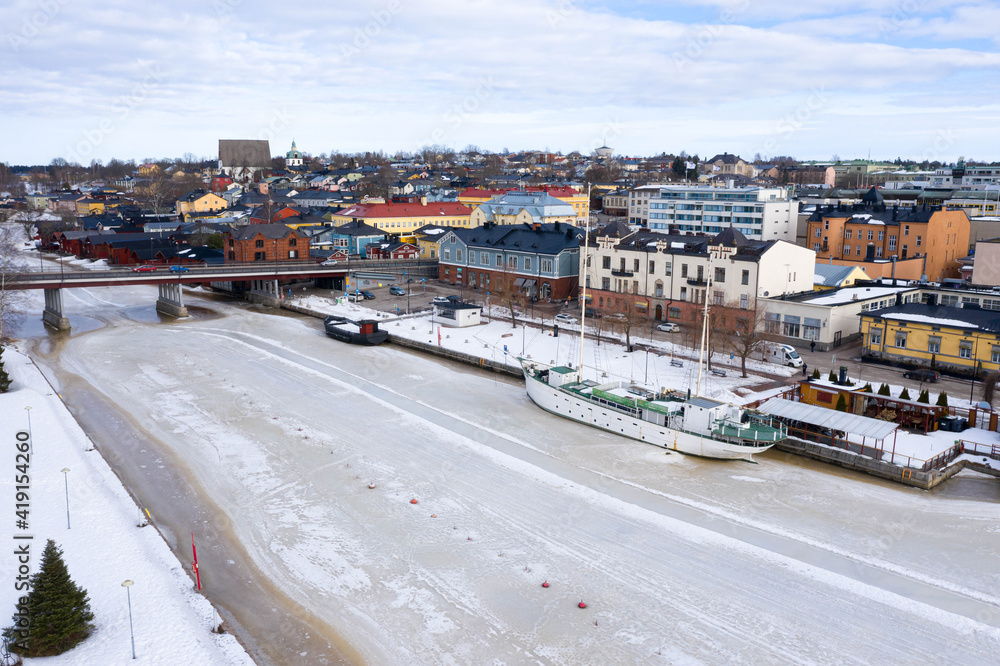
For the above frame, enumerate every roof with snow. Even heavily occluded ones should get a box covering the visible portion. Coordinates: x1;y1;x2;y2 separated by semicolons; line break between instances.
758;398;898;441
862;303;1000;331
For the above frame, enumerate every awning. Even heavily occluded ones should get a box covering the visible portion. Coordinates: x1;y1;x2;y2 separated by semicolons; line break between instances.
514;278;526;287
523;279;536;287
757;398;898;440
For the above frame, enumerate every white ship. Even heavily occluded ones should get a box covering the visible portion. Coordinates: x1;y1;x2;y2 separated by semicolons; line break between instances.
519;214;785;461
519;359;785;461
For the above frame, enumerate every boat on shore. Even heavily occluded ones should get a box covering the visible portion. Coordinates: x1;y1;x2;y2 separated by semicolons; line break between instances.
519;359;785;461
323;316;389;345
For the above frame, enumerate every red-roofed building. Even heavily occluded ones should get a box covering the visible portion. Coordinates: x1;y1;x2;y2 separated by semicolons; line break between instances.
327;198;473;235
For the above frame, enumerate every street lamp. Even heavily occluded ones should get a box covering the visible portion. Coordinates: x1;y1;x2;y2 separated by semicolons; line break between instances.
24;406;32;455
122;580;136;659
61;468;70;529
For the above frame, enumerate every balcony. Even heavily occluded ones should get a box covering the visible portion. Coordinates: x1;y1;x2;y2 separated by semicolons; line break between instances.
611;269;634;277
686;278;707;286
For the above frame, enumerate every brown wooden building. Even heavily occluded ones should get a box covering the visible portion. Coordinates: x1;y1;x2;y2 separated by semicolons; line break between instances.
226;224;308;262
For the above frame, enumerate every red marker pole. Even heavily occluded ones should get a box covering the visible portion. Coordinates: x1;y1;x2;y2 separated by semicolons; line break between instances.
191;531;202;591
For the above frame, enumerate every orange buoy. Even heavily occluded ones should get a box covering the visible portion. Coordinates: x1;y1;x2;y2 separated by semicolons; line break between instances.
541;581;549;588
578;601;587;609
410;499;418;504
431;514;437;518
368;483;376;489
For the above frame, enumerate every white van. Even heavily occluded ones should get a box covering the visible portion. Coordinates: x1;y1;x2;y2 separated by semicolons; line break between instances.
765;343;803;367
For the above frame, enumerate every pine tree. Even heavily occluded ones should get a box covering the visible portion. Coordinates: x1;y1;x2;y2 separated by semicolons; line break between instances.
0;345;12;393
811;368;820;379
899;387;911;401
835;394;848;412
937;391;949;407
878;383;891;396
861;383;873;392
3;540;94;657
917;389;930;404
828;370;837;383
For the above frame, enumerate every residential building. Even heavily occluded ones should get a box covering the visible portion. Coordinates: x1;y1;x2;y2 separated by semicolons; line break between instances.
176;189;228;216
805;189;971;281
225;224;308;262
971;239;1000;286
307;221;385;255
703;153;753;177
412;224;450;259
813;263;870;291
585;225;815;323
961;166;1000;190
437;222;582;301
469;191;577;227
860;302;1000;376
327;199;473;234
626;184;662;224
458;186;589;222
365;240;419;260
645;185;798;240
601;189;629;217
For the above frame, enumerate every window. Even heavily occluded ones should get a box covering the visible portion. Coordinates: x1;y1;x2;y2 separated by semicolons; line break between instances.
904;224;909;236
508;255;517;269
740;294;748;309
634;259;640;272
992;346;1000;364
868;230;873;241
895;332;907;348
665;262;672;276
741;270;749;285
481;251;488;264
714;267;725;283
814;228;821;238
714;290;724;305
254;251;265;261
856;246;862;256
928;337;941;354
878;230;884;241
960;342;972;359
845;230;852;239
681;264;688;278
783;320;800;337
876;247;883;258
601;277;610;290
669;307;681;319
844;245;851;255
522;257;530;271
456;250;463;262
541;258;553;273
289;238;297;246
648;260;655;274
495;255;503;267
814;243;820;252
288;250;297;258
888;235;897;251
765;313;781;335
916;236;921;247
869;329;882;346
602;256;611;269
680;287;687;301
824;220;829;230
443;249;450;261
255;239;264;248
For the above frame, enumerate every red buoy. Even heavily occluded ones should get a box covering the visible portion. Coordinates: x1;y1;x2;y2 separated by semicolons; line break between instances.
410;499;418;504
541;581;549;588
578;601;587;609
368;483;376;489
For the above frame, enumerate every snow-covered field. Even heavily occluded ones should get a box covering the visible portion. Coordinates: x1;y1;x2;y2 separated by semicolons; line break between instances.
8;281;1000;664
0;347;252;665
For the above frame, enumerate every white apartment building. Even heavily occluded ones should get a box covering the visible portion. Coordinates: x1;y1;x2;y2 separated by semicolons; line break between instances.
585;225;815;323
962;166;1000;190
644;185;798;241
627;184;662;224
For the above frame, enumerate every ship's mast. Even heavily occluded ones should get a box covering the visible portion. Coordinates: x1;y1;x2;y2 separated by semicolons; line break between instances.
695;252;713;396
577;184;591;376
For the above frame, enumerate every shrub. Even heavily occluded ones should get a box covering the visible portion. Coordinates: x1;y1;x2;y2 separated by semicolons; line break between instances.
936;391;949;407
835;394;848;412
877;383;891;396
899;387;911;401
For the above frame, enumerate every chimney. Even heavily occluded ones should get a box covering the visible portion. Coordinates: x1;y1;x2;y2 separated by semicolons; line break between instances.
420;195;427;206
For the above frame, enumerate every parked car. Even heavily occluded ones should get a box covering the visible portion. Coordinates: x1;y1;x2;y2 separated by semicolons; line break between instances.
431;296;451;305
656;322;679;332
584;307;602;319
169;265;190;273
359;290;375;300
554;313;577;324
346;292;363;302
132;265;158;272
446;295;463;304
389;285;406;296
903;368;940;383
321;258;339;266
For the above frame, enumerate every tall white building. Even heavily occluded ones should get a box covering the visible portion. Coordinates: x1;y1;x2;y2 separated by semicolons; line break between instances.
644;185;798;241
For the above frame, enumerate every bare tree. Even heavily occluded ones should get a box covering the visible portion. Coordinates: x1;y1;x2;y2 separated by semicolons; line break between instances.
718;298;769;378
608;298;647;351
491;268;525;325
0;224;30;342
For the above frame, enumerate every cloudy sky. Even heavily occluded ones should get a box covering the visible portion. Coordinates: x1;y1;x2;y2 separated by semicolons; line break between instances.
3;0;999;165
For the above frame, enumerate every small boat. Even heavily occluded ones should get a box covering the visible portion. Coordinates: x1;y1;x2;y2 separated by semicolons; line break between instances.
323;316;389;345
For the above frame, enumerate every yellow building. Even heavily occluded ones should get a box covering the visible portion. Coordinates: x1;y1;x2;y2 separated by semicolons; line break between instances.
74;197;125;215
813;264;870;291
458;186;589;222
327;199;473;235
175;190;228;216
411;225;451;259
860;302;1000;376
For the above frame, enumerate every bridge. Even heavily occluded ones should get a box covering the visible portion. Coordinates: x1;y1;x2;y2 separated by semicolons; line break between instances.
7;258;439;330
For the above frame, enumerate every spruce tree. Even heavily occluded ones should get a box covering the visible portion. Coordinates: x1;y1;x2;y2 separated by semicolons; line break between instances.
917;389;930;404
835;394;848;412
878;383;891;396
0;345;12;393
899;387;911;401
3;540;94;657
937;391;949;407
828;370;837;383
811;368;820;379
861;383;873;392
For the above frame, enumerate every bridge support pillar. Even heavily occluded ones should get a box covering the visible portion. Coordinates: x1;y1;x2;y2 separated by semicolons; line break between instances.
246;279;282;307
155;283;189;318
42;288;71;330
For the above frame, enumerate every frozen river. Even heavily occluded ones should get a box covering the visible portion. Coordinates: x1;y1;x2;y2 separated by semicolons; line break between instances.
22;284;1000;664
